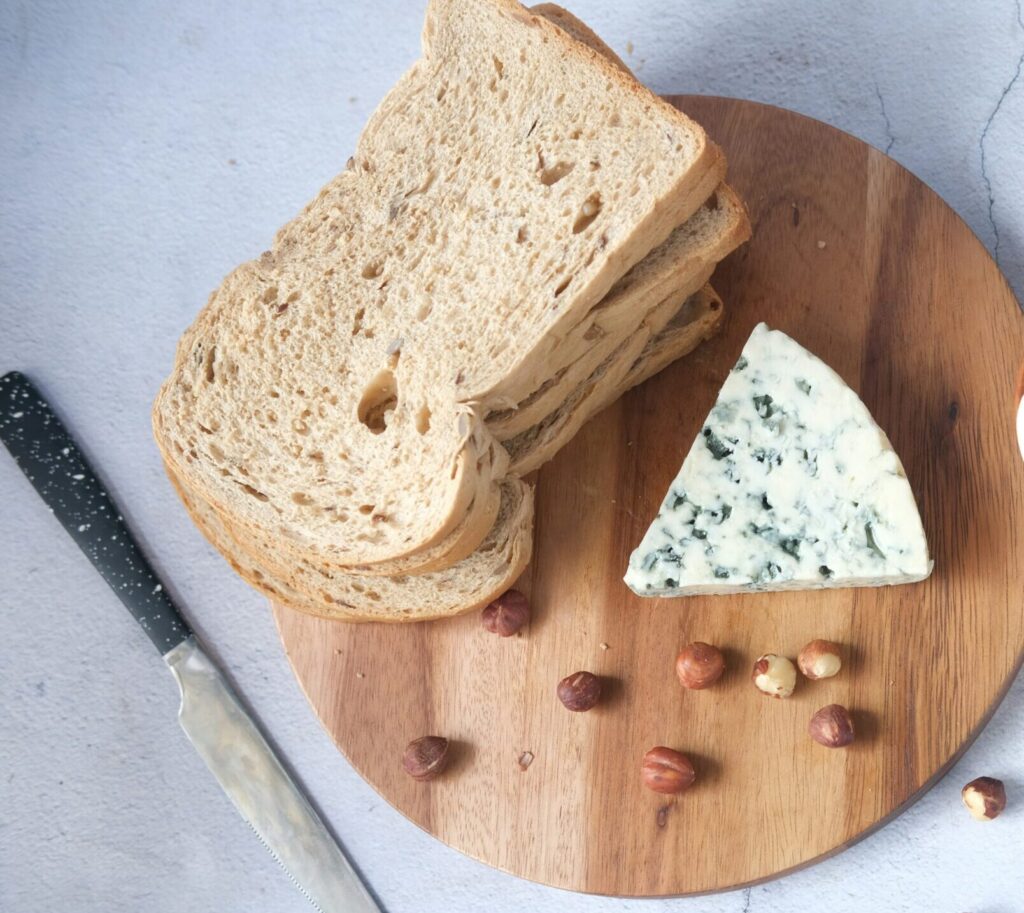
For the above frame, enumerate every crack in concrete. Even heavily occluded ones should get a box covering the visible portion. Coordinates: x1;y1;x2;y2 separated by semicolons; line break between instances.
741;886;752;913
979;0;1024;263
874;82;895;155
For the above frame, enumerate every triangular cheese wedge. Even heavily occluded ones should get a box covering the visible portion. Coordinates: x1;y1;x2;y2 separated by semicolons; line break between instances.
625;323;932;596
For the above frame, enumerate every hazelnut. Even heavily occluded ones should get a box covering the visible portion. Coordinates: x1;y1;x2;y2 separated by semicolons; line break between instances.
751;653;797;698
808;704;855;747
557;671;602;712
798;639;842;680
402;736;450;781
962;777;1007;821
641;747;696;794
481;589;530;636
675;642;726;689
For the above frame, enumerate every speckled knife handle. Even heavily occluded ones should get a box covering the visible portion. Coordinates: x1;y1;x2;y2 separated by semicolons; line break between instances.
0;371;191;654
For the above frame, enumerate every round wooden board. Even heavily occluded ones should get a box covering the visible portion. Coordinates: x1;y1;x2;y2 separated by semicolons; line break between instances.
273;97;1024;896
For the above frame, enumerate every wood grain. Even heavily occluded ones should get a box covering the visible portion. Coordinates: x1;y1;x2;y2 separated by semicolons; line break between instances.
273;97;1024;896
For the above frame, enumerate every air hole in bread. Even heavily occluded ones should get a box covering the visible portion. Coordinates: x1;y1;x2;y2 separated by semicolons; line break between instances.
492;55;504;77
269;389;280;398
203;346;217;383
608;111;621;127
539;160;575;186
516;225;528;244
357;368;398;435
554;275;572;297
415;301;433;321
352;307;365;335
572;193;602;233
362;260;384;280
208;442;226;462
266;411;278;424
261;285;278;304
499;88;509;103
291;492;314;506
292;417;309;435
236;482;269;502
589;160;600;170
435;85;447;102
415;405;431;435
554;92;565;106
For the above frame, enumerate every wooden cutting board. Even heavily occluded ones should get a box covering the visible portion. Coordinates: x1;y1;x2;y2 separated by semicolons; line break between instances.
273;97;1024;896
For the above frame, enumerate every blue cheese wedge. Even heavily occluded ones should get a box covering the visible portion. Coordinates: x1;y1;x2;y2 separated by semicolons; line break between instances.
625;323;932;596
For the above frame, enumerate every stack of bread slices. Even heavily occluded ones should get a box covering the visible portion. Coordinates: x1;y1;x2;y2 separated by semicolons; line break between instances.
153;0;750;622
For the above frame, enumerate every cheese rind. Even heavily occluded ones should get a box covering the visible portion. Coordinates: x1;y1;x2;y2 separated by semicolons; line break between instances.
625;323;932;597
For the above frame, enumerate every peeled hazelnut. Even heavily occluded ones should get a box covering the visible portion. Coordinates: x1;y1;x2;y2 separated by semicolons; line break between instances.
808;704;855;747
402;736;450;781
557;671;602;712
675;642;726;689
798;639;842;680
481;589;530;636
752;653;797;698
962;776;1007;821
641;746;696;795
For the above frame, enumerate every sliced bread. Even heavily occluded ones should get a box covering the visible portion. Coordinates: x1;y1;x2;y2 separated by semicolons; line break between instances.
172;287;716;620
487;186;747;438
154;0;724;571
170;464;534;621
505;284;723;475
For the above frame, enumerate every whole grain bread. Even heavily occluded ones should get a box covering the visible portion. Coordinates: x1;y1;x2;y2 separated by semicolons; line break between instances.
154;0;724;572
170;464;534;621
170;287;716;621
487;185;747;438
505;284;723;475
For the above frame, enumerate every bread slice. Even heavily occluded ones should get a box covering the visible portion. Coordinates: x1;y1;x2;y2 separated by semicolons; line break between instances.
505;284;723;475
484;4;748;436
154;0;724;572
169;462;534;622
621;286;725;391
171;287;716;621
487;185;747;438
530;3;629;72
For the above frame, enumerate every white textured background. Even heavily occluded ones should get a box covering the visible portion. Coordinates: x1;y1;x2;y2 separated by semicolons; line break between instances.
1;1;1022;911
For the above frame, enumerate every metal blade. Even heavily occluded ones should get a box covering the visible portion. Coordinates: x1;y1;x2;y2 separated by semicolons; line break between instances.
165;637;382;913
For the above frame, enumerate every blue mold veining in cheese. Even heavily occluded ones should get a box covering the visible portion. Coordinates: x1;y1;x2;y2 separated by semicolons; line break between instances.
625;323;933;597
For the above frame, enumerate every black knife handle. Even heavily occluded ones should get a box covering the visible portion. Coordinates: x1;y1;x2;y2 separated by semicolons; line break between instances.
0;371;191;655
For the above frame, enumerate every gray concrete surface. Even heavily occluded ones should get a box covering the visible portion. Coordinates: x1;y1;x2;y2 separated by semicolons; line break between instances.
1;1;1022;910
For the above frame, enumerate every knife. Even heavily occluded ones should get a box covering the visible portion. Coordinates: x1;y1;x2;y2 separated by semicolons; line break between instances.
0;371;382;913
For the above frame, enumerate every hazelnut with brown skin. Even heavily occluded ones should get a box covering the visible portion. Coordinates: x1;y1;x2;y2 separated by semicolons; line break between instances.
557;671;602;712
481;589;530;637
675;642;725;690
962;777;1007;821
808;704;855;747
641;747;696;795
798;640;842;680
402;736;450;781
752;653;797;698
